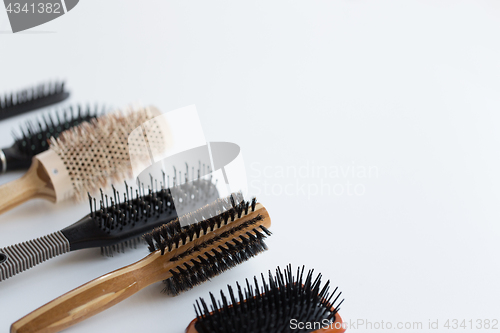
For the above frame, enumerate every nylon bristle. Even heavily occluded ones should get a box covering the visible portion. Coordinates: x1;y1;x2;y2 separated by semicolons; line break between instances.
143;194;270;295
0;81;69;120
193;265;344;333
50;106;165;200
12;104;101;157
100;236;144;257
144;192;250;255
163;223;269;295
88;169;218;256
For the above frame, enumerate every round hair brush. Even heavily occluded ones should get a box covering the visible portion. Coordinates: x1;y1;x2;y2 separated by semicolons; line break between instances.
11;195;271;333
188;265;345;333
0;104;101;173
0;106;165;215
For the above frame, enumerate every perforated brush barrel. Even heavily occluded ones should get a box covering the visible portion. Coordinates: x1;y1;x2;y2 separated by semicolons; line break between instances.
0;105;99;173
38;106;168;202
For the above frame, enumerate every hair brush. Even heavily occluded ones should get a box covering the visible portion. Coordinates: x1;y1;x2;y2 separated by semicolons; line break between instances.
188;265;345;333
0;169;219;282
0;81;69;121
0;104;101;174
0;106;165;215
11;195;271;333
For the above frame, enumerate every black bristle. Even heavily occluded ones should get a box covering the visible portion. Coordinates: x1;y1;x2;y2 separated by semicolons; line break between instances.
10;104;99;159
142;195;269;296
162;225;269;296
144;196;261;256
193;265;343;333
94;175;218;256
61;165;219;256
0;81;70;120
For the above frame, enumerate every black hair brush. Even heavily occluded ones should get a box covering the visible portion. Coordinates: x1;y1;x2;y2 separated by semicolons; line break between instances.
188;265;345;333
11;195;271;333
0;170;218;282
0;81;69;121
0;104;100;173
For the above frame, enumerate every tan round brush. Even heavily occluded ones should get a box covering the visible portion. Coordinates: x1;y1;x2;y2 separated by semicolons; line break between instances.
0;106;166;215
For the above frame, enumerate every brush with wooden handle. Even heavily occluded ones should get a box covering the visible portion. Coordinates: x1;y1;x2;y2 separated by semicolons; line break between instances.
11;196;271;333
0;105;166;215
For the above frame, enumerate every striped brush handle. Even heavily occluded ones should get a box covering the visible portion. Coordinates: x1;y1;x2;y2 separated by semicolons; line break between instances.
0;231;70;282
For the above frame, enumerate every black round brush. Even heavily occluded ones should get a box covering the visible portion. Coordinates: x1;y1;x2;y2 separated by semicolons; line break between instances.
0;104;101;173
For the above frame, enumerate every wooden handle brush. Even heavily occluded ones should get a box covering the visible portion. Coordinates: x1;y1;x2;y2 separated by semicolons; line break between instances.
0;105;167;215
11;196;271;333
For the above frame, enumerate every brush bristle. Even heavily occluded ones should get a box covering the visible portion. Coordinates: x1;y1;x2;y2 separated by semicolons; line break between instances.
12;104;101;158
143;195;270;295
144;193;249;254
163;219;269;296
86;167;219;256
0;81;69;120
100;237;144;257
193;265;344;333
50;106;165;200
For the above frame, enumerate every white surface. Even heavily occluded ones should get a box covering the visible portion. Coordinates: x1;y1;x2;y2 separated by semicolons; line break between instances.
1;1;500;332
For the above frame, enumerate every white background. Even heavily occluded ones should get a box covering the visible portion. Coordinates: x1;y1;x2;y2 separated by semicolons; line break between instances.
1;1;500;332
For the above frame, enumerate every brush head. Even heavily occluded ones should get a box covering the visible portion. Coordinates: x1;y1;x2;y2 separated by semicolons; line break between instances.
13;104;101;158
60;168;219;255
48;106;166;200
144;195;271;296
0;81;69;120
1;105;101;172
191;265;344;333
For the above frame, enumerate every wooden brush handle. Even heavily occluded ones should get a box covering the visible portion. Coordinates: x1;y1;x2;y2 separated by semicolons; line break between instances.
0;159;55;215
11;252;167;333
12;205;271;333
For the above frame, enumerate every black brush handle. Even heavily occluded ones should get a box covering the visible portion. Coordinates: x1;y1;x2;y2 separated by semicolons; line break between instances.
61;212;180;251
0;146;32;173
0;231;71;282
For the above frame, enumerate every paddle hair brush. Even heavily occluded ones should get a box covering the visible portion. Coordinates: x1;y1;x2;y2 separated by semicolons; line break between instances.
0;106;166;215
188;265;345;333
0;169;219;282
0;104;101;174
11;195;271;333
0;81;69;121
